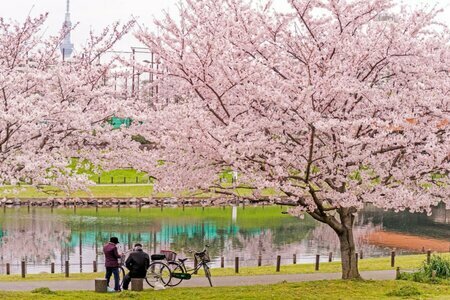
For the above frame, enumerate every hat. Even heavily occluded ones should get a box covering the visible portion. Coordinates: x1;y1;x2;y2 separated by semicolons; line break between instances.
110;237;119;244
134;243;143;248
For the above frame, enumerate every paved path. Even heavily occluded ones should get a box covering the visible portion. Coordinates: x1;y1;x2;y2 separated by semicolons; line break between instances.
0;270;395;291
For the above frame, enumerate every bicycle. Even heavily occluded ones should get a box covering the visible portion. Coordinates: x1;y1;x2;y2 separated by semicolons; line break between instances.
163;245;213;287
117;249;172;289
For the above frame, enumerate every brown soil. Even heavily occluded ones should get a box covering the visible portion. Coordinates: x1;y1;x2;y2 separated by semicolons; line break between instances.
365;231;449;252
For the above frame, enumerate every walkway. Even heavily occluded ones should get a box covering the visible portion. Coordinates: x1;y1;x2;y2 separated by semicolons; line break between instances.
0;270;395;291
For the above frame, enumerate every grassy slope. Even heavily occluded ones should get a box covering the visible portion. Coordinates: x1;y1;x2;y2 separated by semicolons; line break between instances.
0;184;278;199
0;281;449;300
0;253;446;282
0;167;281;198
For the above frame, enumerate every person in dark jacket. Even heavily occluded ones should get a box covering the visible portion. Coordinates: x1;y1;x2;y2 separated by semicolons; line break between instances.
103;237;122;291
122;243;150;290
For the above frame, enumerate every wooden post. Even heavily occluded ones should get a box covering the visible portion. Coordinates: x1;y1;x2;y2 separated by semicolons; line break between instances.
193;256;198;274
21;260;26;278
355;252;359;269
93;261;97;272
51;262;55;274
293;254;297;265
235;257;239;273
258;255;262;267
94;278;108;293
123;177;126;184
315;255;320;271
6;263;10;275
328;252;333;262
422;246;425;253
391;251;396;267
136;176;138;183
427;250;431;264
359;250;363;260
396;267;401;279
65;260;69;277
97;176;101;184
221;256;224;268
131;278;144;291
276;255;281;272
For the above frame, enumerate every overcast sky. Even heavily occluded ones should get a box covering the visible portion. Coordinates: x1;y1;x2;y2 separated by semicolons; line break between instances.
1;0;449;54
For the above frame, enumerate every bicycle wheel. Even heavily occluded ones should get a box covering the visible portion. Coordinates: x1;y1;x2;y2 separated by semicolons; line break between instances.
145;261;172;287
167;261;186;287
119;267;126;289
203;264;213;287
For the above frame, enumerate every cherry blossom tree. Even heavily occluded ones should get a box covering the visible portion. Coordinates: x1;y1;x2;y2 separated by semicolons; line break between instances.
0;14;142;192
134;0;449;279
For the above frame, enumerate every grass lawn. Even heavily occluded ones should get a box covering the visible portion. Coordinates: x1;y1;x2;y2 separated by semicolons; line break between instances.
0;280;449;299
0;185;155;198
0;253;446;282
0;184;279;199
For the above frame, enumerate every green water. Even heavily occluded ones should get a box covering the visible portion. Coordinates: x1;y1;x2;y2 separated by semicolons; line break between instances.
0;205;447;274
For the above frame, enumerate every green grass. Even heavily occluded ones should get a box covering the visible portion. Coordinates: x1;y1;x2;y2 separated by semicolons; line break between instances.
87;169;149;184
0;184;280;199
0;253;446;282
0;165;282;199
0;185;154;198
0;280;449;299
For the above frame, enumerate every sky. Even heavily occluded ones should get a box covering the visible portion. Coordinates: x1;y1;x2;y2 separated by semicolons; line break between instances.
1;0;449;55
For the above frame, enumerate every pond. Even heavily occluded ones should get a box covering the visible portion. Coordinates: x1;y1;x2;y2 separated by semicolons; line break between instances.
0;204;448;274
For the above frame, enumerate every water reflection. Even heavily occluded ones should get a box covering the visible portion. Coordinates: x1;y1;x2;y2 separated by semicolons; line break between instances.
0;205;447;274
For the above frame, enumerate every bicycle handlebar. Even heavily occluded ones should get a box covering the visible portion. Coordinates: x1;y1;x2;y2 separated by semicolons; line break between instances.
187;244;209;254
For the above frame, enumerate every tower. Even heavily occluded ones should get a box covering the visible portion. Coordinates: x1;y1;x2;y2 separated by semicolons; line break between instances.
60;0;74;59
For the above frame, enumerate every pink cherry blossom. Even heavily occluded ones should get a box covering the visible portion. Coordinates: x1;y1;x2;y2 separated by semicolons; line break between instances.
133;0;449;279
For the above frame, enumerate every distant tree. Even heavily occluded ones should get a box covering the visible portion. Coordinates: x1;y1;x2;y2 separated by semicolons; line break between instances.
0;14;140;191
135;0;449;279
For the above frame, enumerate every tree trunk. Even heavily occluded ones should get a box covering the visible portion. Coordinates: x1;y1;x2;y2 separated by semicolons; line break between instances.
336;209;361;279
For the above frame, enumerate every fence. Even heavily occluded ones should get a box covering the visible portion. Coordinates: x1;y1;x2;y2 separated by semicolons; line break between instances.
16;176;153;186
95;176;152;184
0;249;445;277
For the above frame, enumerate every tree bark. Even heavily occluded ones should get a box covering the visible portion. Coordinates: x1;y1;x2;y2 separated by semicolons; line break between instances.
336;209;361;279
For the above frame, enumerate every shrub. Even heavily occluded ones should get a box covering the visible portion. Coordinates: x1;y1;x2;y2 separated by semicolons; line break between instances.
386;286;421;297
397;255;450;284
421;255;450;279
31;287;56;295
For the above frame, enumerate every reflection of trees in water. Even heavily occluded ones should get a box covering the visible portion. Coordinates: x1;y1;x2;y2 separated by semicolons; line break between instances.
0;211;70;263
360;204;450;240
6;205;444;268
309;216;382;255
164;219;317;264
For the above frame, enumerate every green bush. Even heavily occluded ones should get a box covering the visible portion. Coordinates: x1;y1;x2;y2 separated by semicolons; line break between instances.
386;286;421;297
31;287;56;295
421;255;450;278
397;255;450;284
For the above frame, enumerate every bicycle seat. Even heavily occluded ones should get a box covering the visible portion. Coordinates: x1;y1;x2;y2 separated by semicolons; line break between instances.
178;258;188;263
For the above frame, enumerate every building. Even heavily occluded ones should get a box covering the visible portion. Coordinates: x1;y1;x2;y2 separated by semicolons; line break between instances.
60;0;74;59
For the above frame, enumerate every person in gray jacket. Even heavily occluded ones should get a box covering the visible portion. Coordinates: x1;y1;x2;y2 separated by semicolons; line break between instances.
122;243;150;290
